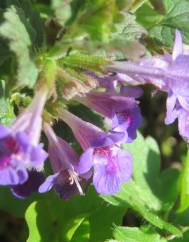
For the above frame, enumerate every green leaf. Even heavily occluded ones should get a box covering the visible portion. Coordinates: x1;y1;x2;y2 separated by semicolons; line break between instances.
67;215;90;242
124;133;179;212
65;0;117;42
123;133;161;211
103;13;146;60
178;149;189;212
171;229;189;242
135;0;189;45
25;188;125;242
113;226;167;242
0;97;15;125
103;181;181;237
159;168;179;212
110;13;146;43
25;202;41;242
0;6;38;88
0;187;33;218
0;79;5;97
3;0;44;48
135;3;163;29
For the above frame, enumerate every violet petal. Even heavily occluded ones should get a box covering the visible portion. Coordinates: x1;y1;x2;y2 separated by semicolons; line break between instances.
77;148;94;174
39;172;59;193
11;171;44;199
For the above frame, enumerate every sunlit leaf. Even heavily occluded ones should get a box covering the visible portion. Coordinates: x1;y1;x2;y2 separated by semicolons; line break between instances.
0;6;38;88
113;226;167;242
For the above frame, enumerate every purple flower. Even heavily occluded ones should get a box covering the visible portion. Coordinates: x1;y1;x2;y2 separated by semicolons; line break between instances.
165;91;189;141
141;30;189;141
0;87;48;193
108;31;189;93
60;109;132;195
108;30;189;141
11;171;45;199
75;90;142;142
39;123;83;199
78;145;132;195
85;71;117;92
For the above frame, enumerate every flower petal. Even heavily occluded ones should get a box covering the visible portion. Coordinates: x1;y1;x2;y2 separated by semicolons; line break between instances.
165;92;178;124
16;132;30;151
120;86;143;98
168;55;189;97
172;30;183;61
91;131;124;147
178;95;189;111
0;167;27;186
39;172;59;193
30;144;48;169
11;171;44;199
178;110;189;141
93;148;132;195
93;165;121;195
117;150;132;182
0;125;10;139
77;148;94;174
54;179;79;200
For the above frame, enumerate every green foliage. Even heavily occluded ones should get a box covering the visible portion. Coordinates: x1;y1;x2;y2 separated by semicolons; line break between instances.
0;6;38;88
25;189;124;242
68;0;117;42
0;1;189;242
25;202;40;242
1;0;44;49
178;149;189;212
135;0;189;45
110;13;145;44
0;0;44;88
0;187;33;217
0;97;15;125
102;133;181;239
124;133;179;213
113;226;167;242
172;229;189;242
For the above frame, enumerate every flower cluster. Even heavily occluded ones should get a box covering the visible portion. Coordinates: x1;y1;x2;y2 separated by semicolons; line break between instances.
3;28;188;200
0;64;143;198
0;86;48;198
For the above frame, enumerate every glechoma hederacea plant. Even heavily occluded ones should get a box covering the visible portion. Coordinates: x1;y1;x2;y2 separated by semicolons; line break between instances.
2;1;189;241
1;28;187;198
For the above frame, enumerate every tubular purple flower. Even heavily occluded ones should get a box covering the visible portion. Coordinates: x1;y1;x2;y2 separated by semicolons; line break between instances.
108;60;166;89
59;109;132;195
39;123;83;199
0;86;48;192
86;71;118;92
108;30;189;141
59;109;124;150
75;91;142;142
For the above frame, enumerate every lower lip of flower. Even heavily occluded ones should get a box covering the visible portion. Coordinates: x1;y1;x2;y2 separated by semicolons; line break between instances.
94;146;118;174
106;159;118;174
